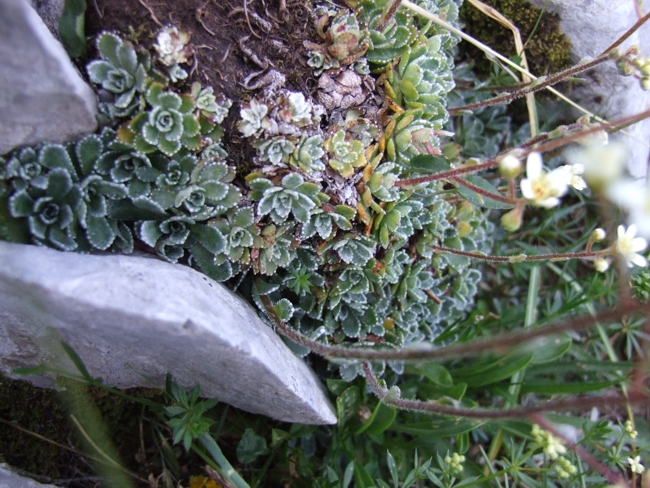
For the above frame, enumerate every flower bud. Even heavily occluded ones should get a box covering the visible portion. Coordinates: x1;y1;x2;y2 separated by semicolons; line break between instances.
547;125;567;139
641;61;650;76
441;142;461;159
594;258;609;272
642;76;650;91
591;228;606;242
576;115;591;125
498;154;522;178
608;48;621;60
618;61;635;76
501;207;523;232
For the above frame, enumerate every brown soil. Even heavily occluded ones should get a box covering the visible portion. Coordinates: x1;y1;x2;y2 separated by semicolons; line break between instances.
85;0;323;170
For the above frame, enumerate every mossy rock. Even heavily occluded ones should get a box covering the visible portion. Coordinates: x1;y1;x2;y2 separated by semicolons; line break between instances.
459;0;572;78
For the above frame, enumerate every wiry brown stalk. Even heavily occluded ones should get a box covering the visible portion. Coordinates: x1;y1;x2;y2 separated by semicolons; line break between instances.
395;109;650;188
362;362;650;420
260;294;645;362
431;244;608;263
448;10;650;115
449;176;516;204
604;10;650;54
449;55;611;115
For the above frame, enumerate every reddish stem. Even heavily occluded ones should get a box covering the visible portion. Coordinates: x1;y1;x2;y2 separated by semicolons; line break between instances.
431;244;609;263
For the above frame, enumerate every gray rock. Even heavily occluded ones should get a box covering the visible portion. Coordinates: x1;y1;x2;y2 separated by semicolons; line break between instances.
0;465;56;488
0;242;336;425
30;0;64;39
528;0;650;177
0;0;97;155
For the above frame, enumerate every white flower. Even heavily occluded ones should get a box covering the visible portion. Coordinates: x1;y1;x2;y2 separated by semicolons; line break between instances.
616;224;648;267
520;152;571;208
628;455;645;474
558;163;587;191
564;142;627;193
607;179;650;239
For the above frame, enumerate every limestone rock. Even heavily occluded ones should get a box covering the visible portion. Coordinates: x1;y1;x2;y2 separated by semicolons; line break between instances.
31;0;64;39
0;465;56;488
0;0;97;155
0;242;336;425
528;0;650;177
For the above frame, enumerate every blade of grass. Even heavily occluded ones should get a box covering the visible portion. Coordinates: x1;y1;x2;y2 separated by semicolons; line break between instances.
486;266;541;468
198;433;251;488
545;262;633;420
466;0;539;135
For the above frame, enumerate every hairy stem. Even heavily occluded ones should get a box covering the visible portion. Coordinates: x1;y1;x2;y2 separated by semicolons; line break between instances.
259;295;643;361
396;109;650;188
449;56;610;115
450;176;517;204
362;362;648;420
431;244;609;263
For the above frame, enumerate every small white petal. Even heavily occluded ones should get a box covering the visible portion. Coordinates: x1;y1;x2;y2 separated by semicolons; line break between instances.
632;237;648;252
630;254;648;267
571;163;585;175
538;197;560;208
520;179;534;200
526;152;543;179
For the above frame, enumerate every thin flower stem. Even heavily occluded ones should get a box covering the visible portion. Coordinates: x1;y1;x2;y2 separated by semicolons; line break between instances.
431;244;609;263
362;362;649;420
395;110;650;188
449;56;610;115
259;294;643;361
396;158;499;187
605;10;650;54
450;176;516;204
401;0;650;142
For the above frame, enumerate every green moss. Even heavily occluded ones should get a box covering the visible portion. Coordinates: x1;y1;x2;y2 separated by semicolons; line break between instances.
459;0;573;78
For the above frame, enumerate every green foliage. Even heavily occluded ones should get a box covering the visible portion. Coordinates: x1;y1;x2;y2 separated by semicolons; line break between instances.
249;173;321;224
631;269;650;302
324;129;367;178
58;0;87;58
131;83;201;156
4;3;650;488
165;382;218;452
87;32;151;118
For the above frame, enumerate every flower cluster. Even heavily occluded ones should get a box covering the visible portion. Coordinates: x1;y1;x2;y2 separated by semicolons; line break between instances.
443;452;465;474
531;424;567;460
